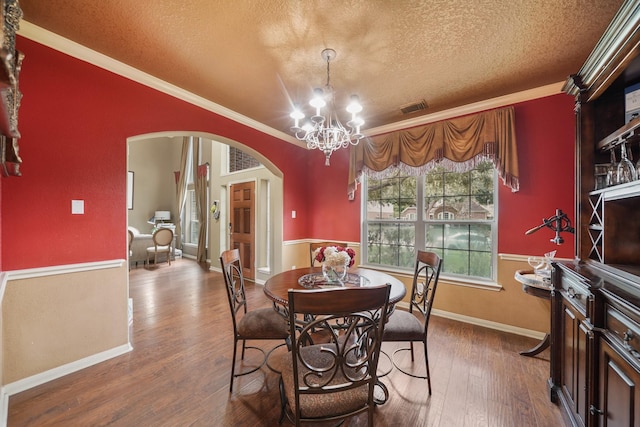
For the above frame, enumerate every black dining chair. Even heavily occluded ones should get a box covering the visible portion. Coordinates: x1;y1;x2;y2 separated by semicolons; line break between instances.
219;249;290;393
276;284;391;426
382;250;441;395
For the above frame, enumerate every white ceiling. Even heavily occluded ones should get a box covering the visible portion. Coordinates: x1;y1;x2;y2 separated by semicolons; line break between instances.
19;0;625;137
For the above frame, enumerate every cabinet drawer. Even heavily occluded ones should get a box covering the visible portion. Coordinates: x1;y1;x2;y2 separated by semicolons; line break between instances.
605;304;640;363
559;277;591;315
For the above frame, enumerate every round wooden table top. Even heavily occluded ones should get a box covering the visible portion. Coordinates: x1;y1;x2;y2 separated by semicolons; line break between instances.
514;269;552;299
263;267;407;306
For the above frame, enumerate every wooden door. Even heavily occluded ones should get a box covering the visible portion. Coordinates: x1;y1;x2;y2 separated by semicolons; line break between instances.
230;181;255;279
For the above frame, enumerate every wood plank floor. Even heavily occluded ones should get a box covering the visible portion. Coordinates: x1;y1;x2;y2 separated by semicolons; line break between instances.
8;259;568;426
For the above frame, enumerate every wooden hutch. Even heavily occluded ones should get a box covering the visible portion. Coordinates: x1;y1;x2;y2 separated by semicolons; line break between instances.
551;1;640;426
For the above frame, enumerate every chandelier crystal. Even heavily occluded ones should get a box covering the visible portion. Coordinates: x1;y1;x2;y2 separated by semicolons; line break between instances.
290;48;364;166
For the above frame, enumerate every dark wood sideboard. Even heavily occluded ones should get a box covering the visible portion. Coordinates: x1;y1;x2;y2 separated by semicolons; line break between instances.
550;2;640;426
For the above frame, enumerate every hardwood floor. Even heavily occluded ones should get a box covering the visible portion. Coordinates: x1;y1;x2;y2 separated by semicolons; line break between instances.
8;259;567;426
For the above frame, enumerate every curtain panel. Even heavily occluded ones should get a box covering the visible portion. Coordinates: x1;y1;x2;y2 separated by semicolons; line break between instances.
348;106;519;198
195;162;208;262
174;137;191;250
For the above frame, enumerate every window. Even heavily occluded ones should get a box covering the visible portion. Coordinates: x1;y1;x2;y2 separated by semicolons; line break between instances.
363;161;496;280
228;146;260;172
184;188;200;244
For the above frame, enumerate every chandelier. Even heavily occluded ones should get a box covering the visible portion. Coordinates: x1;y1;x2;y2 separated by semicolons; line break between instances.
290;48;364;166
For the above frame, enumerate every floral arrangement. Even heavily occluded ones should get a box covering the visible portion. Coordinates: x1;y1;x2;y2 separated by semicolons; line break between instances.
314;245;356;268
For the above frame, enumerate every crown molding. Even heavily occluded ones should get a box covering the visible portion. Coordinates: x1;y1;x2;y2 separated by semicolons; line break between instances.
19;21;563;145
17;21;305;148
365;82;565;137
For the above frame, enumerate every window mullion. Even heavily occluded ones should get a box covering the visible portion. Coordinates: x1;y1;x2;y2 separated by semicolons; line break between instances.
415;177;425;251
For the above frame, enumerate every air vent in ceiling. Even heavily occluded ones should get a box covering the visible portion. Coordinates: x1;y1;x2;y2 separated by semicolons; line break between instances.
400;99;428;115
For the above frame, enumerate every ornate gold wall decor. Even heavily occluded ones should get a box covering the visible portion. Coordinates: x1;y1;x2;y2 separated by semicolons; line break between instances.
0;0;23;176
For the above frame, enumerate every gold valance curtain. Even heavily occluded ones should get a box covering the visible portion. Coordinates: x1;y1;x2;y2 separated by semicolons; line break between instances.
348;106;519;198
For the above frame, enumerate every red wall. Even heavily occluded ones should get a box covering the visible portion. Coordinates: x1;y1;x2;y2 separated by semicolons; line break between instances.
306;94;576;259
2;37;310;270
499;95;576;258
1;37;576;271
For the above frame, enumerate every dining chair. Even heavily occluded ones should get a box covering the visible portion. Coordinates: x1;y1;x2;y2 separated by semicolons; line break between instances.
276;284;391;426
309;241;348;266
219;249;290;393
146;227;173;267
382;250;441;395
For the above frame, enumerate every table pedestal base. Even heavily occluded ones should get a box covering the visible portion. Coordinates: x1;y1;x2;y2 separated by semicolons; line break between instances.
519;333;550;357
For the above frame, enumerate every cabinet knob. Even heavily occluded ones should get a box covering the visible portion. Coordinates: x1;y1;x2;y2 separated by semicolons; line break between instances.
624;329;634;343
567;287;579;299
589;405;604;416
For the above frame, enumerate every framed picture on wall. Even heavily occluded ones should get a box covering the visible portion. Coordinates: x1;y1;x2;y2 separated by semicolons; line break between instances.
127;171;134;210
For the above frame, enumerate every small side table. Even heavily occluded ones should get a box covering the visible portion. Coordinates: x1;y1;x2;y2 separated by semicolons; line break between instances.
514;269;552;357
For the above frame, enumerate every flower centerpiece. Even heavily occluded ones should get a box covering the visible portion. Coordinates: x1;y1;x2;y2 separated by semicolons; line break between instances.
313;245;356;283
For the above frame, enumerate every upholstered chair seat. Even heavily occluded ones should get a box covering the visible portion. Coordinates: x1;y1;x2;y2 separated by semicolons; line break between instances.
383;310;424;341
236;307;289;339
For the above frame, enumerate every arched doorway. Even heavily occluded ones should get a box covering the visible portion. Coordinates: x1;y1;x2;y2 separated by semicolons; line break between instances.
127;131;283;282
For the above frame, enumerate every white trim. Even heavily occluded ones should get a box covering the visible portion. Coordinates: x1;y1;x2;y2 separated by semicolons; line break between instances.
19;21;563;146
3;343;132;398
395;303;546;340
431;308;546;339
439;276;502;291
0;272;6;304
5;259;125;281
0;273;4;427
365;82;564;137
498;253;575;263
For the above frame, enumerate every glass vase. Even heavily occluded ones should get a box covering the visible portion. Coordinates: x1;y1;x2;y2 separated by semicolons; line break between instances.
322;260;349;284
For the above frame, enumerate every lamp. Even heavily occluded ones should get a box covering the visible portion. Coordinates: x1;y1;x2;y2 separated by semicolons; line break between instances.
147;210;171;226
290;48;364;166
155;211;171;222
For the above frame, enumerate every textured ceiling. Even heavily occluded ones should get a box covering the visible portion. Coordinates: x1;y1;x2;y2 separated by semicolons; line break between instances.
19;0;624;136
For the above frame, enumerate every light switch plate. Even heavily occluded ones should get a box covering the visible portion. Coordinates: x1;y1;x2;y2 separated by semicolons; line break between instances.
71;199;84;214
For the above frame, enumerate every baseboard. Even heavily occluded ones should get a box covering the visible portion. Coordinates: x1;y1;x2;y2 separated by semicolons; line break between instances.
3;343;133;398
395;302;546;340
0;385;7;427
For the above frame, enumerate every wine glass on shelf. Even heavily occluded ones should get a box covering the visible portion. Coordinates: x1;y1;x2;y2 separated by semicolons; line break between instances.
616;141;637;184
606;148;617;187
636;141;640;179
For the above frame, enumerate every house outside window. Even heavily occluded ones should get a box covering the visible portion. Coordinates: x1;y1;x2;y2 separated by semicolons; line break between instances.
363;160;496;280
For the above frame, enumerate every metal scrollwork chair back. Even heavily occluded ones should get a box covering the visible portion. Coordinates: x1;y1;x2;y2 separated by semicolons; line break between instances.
219;249;290;393
277;284;391;426
381;250;441;395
